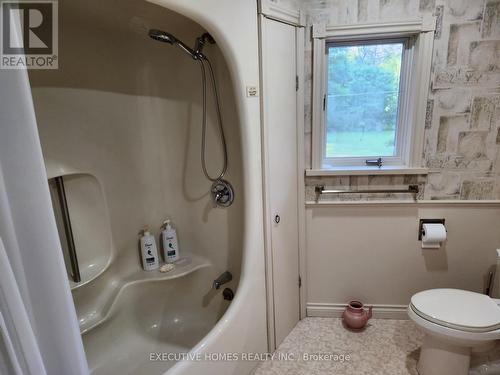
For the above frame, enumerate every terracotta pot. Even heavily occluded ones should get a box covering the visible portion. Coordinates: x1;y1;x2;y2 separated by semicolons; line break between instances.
342;300;372;329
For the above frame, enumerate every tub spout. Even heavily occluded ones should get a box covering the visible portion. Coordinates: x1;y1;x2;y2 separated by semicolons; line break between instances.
213;271;232;289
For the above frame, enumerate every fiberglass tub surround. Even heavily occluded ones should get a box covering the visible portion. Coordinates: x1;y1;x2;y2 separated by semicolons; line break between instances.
28;0;243;373
83;268;230;374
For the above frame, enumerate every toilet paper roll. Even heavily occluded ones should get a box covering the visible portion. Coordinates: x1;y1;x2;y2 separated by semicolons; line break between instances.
422;223;447;249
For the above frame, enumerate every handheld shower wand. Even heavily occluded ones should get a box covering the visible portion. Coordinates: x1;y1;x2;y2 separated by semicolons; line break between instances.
148;29;213;60
148;29;233;208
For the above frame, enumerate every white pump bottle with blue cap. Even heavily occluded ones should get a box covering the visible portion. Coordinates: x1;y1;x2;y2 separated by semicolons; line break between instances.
161;218;179;263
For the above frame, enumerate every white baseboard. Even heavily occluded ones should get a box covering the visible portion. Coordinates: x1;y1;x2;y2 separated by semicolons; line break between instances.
306;303;409;320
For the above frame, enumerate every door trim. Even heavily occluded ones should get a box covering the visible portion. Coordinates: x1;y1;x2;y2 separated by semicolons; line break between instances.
258;13;277;352
258;0;305;27
296;26;307;320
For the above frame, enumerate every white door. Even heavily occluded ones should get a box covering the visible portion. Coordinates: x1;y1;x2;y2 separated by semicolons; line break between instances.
261;16;300;347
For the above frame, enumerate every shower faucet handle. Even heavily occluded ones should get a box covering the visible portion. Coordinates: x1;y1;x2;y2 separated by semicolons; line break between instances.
213;191;223;208
211;179;234;208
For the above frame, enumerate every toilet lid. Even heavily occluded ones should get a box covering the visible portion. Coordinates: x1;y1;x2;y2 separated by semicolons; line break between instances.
410;289;500;332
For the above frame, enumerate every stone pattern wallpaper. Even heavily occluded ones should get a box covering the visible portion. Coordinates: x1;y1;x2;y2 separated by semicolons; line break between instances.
301;0;500;201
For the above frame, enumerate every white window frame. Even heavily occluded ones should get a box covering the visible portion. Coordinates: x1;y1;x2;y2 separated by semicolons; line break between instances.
309;17;436;176
323;37;411;168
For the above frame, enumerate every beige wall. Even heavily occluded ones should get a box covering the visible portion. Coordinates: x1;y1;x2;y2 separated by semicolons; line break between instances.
306;203;500;315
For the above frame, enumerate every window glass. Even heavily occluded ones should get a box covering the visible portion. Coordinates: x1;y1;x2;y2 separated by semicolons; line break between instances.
326;41;404;159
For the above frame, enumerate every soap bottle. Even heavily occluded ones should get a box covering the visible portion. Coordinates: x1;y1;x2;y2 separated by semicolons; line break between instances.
161;219;179;263
140;227;159;271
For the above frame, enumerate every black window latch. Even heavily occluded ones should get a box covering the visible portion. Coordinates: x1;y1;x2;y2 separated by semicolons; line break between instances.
365;157;383;168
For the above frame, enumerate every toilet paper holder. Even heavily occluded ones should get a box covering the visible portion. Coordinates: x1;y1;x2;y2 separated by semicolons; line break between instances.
418;219;446;240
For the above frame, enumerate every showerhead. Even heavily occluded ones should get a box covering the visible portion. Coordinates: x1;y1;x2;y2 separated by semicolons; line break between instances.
149;29;216;61
148;29;177;44
148;28;199;59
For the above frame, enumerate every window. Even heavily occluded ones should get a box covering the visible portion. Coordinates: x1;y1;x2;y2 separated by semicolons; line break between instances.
310;18;436;174
326;40;405;161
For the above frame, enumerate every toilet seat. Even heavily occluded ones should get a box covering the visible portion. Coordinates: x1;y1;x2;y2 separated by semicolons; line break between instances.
410;289;500;333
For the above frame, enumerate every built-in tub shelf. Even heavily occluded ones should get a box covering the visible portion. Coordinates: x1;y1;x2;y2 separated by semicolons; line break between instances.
79;252;211;334
123;254;209;284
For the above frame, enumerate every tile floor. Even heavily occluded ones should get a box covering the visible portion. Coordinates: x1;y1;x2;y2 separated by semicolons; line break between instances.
255;317;500;375
255;318;424;375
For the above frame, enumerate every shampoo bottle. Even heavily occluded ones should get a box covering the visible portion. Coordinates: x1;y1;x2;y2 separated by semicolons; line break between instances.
140;227;159;271
161;219;180;263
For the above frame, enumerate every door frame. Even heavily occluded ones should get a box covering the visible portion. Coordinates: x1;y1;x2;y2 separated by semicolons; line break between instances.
296;24;307;322
258;0;306;351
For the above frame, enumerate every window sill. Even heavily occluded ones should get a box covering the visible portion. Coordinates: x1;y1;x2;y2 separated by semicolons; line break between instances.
305;166;429;176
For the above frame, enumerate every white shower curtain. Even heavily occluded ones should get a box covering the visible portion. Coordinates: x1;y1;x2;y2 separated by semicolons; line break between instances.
0;236;47;375
0;19;89;373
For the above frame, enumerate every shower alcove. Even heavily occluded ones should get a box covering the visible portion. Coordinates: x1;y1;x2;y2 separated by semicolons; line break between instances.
27;0;261;373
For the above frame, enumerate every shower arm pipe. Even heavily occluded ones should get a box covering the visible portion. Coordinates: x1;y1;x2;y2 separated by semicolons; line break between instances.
177;33;213;60
176;41;198;59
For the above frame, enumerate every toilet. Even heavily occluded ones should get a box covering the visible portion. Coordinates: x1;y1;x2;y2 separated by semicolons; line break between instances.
408;288;500;375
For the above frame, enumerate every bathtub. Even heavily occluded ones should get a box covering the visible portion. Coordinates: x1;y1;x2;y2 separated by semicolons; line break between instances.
82;265;233;375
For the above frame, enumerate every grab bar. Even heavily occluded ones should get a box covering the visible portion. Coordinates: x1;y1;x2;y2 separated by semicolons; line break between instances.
54;176;81;283
315;184;419;202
